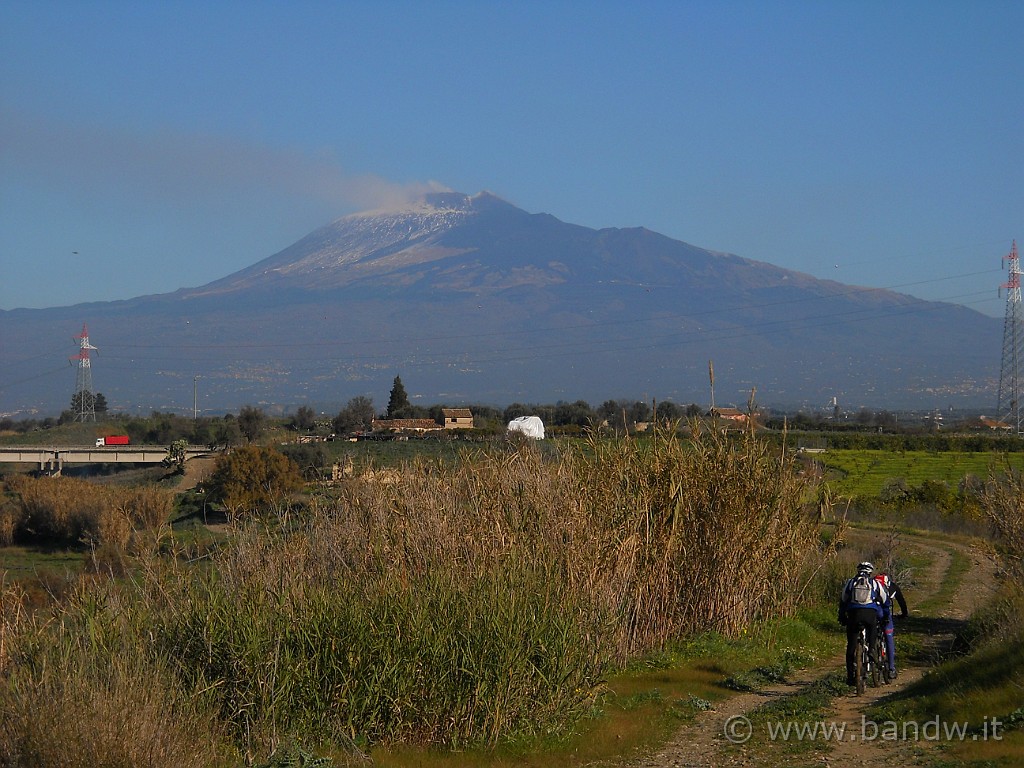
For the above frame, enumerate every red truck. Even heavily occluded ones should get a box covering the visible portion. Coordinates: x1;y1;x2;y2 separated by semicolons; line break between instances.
95;435;130;447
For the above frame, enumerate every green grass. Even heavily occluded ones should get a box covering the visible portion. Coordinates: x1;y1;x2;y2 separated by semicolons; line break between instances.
317;433;573;471
915;546;971;617
357;610;845;768
0;422;102;447
0;545;86;578
867;638;1024;767
0;545;88;615
820;450;1024;498
732;671;849;761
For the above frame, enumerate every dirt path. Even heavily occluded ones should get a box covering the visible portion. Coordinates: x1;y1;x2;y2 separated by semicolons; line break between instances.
824;535;997;767
177;455;217;491
622;530;1000;768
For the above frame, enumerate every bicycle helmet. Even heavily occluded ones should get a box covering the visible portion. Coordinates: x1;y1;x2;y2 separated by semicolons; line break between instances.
857;561;874;575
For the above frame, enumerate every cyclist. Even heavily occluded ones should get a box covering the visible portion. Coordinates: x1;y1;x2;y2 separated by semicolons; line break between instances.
874;570;909;678
838;561;890;686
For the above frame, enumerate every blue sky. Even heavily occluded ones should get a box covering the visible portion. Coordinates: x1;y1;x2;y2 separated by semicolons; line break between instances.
2;0;1021;316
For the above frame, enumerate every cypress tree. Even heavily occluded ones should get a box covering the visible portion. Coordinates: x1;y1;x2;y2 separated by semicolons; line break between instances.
387;375;410;418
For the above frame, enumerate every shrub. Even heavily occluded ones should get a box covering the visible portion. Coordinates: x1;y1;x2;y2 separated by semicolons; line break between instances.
961;465;1024;646
205;445;304;517
280;444;329;480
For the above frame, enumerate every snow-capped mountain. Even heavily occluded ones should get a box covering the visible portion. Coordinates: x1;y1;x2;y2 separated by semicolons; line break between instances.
187;192;514;294
0;191;1003;415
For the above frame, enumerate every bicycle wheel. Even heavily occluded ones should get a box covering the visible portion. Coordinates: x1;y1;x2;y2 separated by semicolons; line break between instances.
855;632;866;695
869;635;880;688
877;634;891;684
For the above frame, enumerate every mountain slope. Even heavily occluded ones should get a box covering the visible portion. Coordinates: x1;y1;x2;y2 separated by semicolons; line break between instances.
0;192;1002;416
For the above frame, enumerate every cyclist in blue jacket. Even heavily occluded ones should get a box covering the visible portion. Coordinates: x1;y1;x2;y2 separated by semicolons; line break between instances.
838;561;890;686
874;571;909;678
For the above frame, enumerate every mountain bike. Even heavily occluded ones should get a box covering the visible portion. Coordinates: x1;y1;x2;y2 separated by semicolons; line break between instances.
854;625;878;695
875;622;892;685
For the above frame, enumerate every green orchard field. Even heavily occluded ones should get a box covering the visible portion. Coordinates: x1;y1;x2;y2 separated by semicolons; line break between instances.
819;449;1024;498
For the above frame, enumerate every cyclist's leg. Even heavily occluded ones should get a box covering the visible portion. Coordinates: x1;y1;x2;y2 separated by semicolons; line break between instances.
883;615;896;674
865;614;880;667
845;620;859;684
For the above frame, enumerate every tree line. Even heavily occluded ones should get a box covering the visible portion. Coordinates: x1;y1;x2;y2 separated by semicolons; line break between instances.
5;373;1020;451
334;375;706;434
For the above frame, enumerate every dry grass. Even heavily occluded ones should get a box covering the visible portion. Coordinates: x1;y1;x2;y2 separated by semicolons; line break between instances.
976;463;1024;641
0;425;828;762
564;423;823;654
981;464;1024;577
1;476;173;551
0;582;232;768
0;579;27;678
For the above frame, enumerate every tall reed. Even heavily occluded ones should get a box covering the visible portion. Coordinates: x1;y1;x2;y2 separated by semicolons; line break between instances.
0;425;825;761
2;476;172;549
561;422;822;654
151;558;602;752
981;464;1024;578
0;581;231;768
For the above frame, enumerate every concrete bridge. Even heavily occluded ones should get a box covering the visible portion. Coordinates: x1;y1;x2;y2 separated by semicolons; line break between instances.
0;445;216;475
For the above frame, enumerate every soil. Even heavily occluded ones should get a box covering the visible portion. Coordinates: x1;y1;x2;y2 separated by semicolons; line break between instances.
621;531;1001;768
177;454;217;491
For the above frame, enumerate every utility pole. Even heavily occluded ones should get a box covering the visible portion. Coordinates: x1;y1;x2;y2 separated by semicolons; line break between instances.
193;375;199;420
708;359;716;411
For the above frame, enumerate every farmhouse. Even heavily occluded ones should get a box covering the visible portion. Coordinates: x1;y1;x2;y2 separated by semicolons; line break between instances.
369;409;475;436
977;416;1013;432
370;418;443;434
442;408;474;429
708;407;749;425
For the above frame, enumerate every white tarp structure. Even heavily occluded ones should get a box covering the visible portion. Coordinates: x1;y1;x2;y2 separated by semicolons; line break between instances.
507;415;545;439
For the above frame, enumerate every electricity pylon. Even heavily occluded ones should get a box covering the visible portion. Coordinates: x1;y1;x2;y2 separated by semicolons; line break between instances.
996;241;1022;434
70;323;98;422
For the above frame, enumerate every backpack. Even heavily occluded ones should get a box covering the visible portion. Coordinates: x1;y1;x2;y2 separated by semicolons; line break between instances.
875;574;894;606
850;574;874;605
